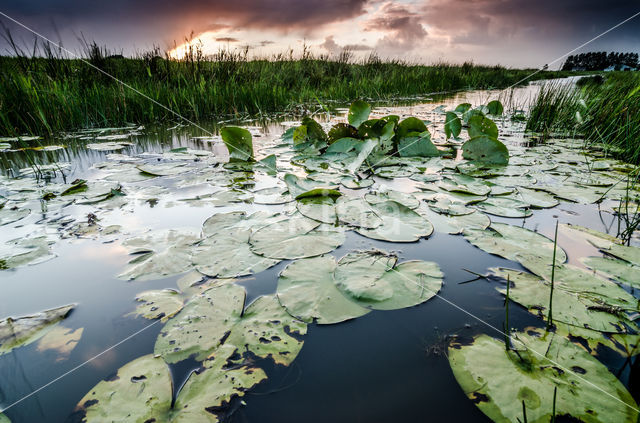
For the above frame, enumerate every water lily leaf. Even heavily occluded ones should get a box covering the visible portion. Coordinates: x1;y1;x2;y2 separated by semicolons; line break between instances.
0;413;9;423
583;256;640;288
301;116;328;144
427;195;475;216
249;215;345;259
297;196;337;224
365;189;420;209
334;250;398;303
474;197;532;218
0;236;56;269
193;235;280;278
396;117;428;139
462;135;509;165
597;243;640;267
438;174;491;196
283;173;338;199
136;162;187;176
492;268;636;333
221;127;254;161
118;230;201;281
293;125;308;144
454;103;472;113
0;206;29;226
448;329;638;423
340;176;374;189
155;283;245;363
419;207;490;235
366;260;442;310
277;256;370;324
86;142;132;151
463;223;567;265
336;196;382;228
36;325;83;360
397;131;440;158
328;123;359;143
486;100;504;115
348;100;372;128
515;187;559;208
558;223;621;250
201;211;283;240
468;114;498;139
131;289;184;321
538;184;604;204
346;138;378;173
444;112;462;139
252;186;292;204
60;179;88;196
295;188;342;200
356;201;433;242
77;345;266;422
0;305;74;356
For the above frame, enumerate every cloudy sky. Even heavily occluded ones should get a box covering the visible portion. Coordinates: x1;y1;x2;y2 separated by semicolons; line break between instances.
1;0;639;67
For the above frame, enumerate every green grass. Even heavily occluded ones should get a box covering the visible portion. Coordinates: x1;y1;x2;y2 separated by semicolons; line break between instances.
0;39;574;136
527;72;640;164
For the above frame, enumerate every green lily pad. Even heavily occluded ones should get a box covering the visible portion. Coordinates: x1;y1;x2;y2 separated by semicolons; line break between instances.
77;344;266;422
221;127;254;161
156;283;306;365
334;250;398;303
515;187;559;209
455;103;472;113
444;112;462;139
193;235;280;278
462;136;509;165
583;256;640;288
118;230;201;281
448;329;638;423
136;162;187;176
486;100;504;115
474;197;532;218
419;207;490;234
438;174;492;196
131;289;184;321
467;115;499;139
396;117;427;139
283;173;339;199
0;236;56;269
348;100;372;128
336;196;382;228
463;223;567;265
365;189;420;209
1;305;74;356
249;215;345;259
397;131;440;158
297;196;337;224
328;123;359;143
355;201;433;242
492;268;636;333
598;243;640;267
340;176;374;190
277;255;370;324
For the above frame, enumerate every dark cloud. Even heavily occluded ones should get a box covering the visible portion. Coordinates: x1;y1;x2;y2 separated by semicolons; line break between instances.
320;36;372;54
215;37;239;43
363;2;427;51
0;0;372;51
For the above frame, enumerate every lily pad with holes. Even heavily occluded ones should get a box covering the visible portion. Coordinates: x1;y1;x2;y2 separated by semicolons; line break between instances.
193;235;280;278
155;283;306;365
355;201;433;242
462;136;509;165
277;256;370;324
77;344;266;422
448;329;638;423
1;305;74;356
130;289;184;321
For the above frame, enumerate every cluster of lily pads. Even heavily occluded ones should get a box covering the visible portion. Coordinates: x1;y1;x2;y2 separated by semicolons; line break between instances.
1;98;640;422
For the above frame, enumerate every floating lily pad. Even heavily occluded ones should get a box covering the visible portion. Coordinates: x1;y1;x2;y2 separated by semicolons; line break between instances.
0;206;30;226
356;201;433;242
193;235;280;278
136;162;187;176
77;345;266;422
131;289;184;321
297;196;337;224
438;174;491;196
474;197;532;218
367;260;442;310
462;136;509;165
283;173;338;199
86;142;132;151
334;251;398;303
250;216;344;260
515;187;559;208
336;196;382;229
464;223;567;265
0;236;56;269
277;256;370;324
419;207;490;235
1;305;74;356
583;256;640;288
467;114;499;139
365;189;420;209
118;230;200;281
448;329;638;423
340;176;374;190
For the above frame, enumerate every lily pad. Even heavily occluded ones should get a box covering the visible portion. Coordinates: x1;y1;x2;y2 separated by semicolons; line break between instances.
515;187;559;208
131;289;184;321
444;112;462;139
348;100;372;128
297;196;337;224
277;256;370;324
0;236;56;269
467;114;499;139
193;235;280;278
336;196;382;229
397;131;440;158
0;206;30;226
355;201;433;242
474;197;532;218
448;329;638;423
249;215;345;259
582;256;640;288
1;305;74;356
221;127;254;161
419;207;490;235
334;250;398;303
462;136;509;165
136;162;187;176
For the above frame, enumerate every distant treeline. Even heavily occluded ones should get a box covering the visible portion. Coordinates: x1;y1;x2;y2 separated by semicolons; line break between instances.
562;52;639;71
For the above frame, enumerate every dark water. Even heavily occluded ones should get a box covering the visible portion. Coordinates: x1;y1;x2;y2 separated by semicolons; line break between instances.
1;81;637;423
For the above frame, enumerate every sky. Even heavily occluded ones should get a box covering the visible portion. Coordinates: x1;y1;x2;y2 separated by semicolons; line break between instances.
1;0;639;68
